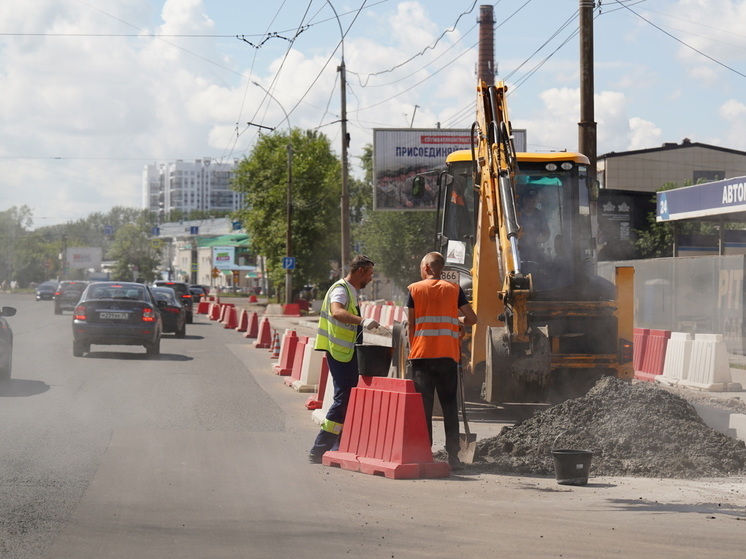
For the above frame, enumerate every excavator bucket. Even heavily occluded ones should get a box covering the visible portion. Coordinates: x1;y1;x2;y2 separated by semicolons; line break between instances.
483;325;551;404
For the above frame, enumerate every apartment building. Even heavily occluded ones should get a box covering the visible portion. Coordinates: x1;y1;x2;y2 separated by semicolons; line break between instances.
142;158;244;217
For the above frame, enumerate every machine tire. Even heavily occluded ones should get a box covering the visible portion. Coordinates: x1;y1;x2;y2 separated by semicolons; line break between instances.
175;322;186;338
146;337;161;357
73;341;86;357
0;346;11;379
483;325;550;404
389;320;411;379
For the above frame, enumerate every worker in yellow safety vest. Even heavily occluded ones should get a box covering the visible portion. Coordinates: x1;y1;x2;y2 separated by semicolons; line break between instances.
308;255;379;463
407;251;477;470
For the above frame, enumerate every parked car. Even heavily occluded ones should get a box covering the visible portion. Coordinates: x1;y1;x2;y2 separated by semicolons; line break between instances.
0;305;17;380
54;281;88;314
151;286;187;338
72;281;162;357
153;281;193;324
35;281;58;301
189;284;208;303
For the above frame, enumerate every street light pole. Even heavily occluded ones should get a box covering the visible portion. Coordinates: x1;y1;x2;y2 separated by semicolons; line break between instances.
325;0;350;275
253;81;294;305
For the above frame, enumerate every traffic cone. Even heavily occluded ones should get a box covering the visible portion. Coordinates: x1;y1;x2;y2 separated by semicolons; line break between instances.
269;330;281;359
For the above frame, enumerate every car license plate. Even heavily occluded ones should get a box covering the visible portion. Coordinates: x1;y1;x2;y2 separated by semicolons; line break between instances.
441;270;460;284
99;311;128;320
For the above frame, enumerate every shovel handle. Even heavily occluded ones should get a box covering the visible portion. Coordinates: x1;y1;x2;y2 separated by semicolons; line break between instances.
458;361;471;437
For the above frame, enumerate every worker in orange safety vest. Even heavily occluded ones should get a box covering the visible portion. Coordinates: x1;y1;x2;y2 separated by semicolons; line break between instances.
406;251;477;471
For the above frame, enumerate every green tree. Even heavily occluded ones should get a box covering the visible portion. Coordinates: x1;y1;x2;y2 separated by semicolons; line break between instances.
108;224;162;281
232;129;340;299
351;145;435;295
634;181;719;258
0;205;52;286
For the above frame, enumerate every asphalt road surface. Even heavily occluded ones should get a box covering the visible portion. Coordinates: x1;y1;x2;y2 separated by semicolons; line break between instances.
1;293;745;558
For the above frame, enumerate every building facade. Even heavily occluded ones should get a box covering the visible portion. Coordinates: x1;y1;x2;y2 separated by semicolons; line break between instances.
142;158;244;218
598;139;746;193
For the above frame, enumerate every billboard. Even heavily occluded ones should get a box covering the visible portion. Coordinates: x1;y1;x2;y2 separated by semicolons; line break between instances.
373;128;527;211
66;247;102;270
212;246;235;270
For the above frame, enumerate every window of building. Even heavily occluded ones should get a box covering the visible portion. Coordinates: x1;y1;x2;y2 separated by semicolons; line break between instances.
693;170;724;183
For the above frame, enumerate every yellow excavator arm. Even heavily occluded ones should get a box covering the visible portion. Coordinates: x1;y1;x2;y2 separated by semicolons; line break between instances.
473;80;531;341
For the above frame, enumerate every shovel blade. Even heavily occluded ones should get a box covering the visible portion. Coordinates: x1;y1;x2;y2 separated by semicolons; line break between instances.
457;433;477;464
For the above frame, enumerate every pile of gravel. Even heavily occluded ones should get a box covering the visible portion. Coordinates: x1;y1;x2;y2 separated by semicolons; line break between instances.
468;376;746;478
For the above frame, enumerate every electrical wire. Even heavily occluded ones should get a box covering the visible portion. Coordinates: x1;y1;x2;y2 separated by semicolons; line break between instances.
611;0;746;79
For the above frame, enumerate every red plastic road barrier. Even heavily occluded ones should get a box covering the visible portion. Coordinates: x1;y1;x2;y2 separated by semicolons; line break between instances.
197;300;210;315
253;317;272;349
222;306;238;329
243;311;259;339
248;294;258;303
273;330;298;374
636;329;671;382
284;335;310;387
235;309;249;332
305;353;329;410
632;328;649;374
208;303;221;321
323;376;450;479
282;303;301;317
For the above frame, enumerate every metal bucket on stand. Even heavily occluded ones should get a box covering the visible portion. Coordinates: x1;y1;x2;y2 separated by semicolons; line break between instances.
355;344;393;377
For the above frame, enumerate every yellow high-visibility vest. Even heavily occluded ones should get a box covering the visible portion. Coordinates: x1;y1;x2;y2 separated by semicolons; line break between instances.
315;279;359;362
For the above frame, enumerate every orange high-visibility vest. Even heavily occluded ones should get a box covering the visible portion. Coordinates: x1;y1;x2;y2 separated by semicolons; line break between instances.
407;279;461;362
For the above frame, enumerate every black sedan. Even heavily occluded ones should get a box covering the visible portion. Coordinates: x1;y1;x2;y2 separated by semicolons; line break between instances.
35;281;58;301
72;282;162;357
151;286;186;338
0;305;16;380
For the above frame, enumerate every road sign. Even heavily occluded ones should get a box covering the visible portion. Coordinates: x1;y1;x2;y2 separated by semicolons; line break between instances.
282;256;296;270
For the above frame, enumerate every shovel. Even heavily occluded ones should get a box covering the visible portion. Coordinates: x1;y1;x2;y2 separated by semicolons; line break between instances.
456;361;477;463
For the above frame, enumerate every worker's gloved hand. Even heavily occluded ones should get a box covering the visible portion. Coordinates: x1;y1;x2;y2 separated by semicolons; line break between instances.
362;318;380;330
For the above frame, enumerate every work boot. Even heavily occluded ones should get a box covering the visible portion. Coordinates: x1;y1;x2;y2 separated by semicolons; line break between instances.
448;455;465;472
308;452;324;464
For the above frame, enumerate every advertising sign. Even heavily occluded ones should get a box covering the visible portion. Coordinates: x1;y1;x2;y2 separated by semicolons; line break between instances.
657;175;746;222
212;246;235;270
373;128;527;211
66;247;102;270
373;128;469;211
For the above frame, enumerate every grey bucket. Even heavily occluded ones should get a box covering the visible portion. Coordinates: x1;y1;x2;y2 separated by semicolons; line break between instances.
355;344;393;377
551;449;594;485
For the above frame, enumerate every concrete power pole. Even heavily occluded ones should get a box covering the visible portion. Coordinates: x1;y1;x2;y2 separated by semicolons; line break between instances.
578;0;597;186
477;5;495;84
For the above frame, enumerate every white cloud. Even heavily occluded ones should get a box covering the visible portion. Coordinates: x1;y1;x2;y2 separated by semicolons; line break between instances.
720;99;746;150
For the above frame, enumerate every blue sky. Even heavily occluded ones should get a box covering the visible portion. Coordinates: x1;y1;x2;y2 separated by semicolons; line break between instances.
2;0;745;226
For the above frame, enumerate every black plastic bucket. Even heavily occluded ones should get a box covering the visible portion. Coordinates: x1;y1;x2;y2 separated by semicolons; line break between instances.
551;449;593;486
355;344;393;377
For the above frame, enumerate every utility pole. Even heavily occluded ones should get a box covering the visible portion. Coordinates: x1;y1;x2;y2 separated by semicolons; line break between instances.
578;0;597;187
286;144;293;305
339;58;350;275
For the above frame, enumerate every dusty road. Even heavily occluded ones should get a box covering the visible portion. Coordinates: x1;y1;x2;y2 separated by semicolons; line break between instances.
1;294;744;558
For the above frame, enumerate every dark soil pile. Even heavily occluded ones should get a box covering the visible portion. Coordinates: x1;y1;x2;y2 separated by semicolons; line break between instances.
469;376;746;478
